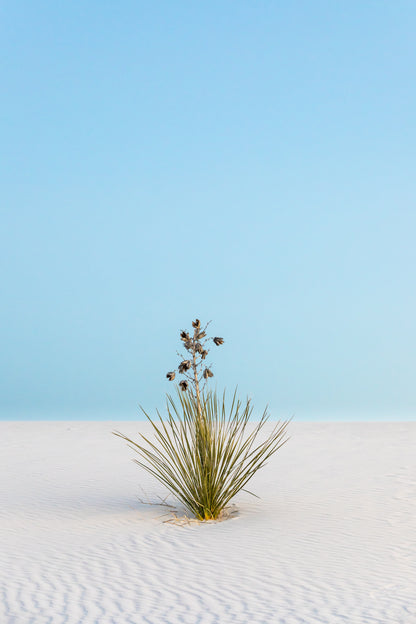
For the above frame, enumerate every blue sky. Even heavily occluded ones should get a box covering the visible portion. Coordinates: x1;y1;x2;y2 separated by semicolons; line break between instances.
1;1;415;420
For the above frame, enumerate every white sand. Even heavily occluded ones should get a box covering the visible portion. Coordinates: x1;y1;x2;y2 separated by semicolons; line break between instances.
0;421;415;624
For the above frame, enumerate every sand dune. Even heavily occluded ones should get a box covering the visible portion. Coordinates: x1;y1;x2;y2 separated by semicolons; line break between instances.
0;421;415;623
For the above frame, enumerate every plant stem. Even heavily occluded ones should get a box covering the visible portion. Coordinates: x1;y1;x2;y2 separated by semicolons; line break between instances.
192;328;203;421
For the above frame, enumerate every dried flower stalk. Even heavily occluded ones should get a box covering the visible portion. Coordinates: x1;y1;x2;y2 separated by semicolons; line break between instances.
166;319;223;419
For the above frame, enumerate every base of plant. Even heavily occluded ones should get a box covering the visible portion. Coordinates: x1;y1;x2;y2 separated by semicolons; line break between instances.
165;504;239;525
136;490;239;524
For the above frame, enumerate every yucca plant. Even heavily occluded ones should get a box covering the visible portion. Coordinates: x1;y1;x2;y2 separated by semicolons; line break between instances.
114;319;290;521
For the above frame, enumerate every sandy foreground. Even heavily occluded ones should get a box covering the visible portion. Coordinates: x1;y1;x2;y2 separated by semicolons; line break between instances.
0;421;415;624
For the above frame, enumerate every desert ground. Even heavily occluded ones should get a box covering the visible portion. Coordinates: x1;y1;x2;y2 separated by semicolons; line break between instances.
1;421;415;624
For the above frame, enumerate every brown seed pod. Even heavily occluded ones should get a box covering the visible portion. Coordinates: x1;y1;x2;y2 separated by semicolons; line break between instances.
196;331;206;340
179;380;188;391
192;319;201;329
203;368;214;379
184;340;193;350
213;337;224;346
166;371;175;381
178;360;191;374
180;331;190;341
201;350;208;360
